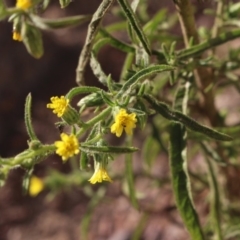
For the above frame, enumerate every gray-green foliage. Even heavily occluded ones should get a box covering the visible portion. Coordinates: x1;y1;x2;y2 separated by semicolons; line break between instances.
1;0;240;239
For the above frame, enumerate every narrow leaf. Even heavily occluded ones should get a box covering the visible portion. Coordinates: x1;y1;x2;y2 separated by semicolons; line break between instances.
177;28;240;60
169;122;204;240
117;65;175;97
200;142;227;165
125;151;139;209
117;0;151;55
30;15;91;30
77;92;104;107
143;94;232;141
22;168;33;195
59;0;71;8
99;29;135;53
80;151;89;170
24;94;38;141
90;52;108;86
0;0;8;21
22;23;43;59
80;145;138;154
66;86;100;100
100;90;115;107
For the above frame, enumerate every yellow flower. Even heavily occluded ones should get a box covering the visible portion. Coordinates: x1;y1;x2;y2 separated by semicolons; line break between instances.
29;176;44;197
16;0;32;10
89;162;112;184
55;133;80;161
12;31;22;41
111;109;137;137
47;96;69;117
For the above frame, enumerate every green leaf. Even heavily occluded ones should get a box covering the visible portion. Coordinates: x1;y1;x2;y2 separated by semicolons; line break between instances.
65;86;100;100
125;150;139;209
117;0;151;55
117;65;175;97
143;94;233;141
0;0;8;21
143;137;160;169
22;23;43;59
128;106;147;129
59;0;71;8
132;214;148;240
22;168;33;195
80;145;138;154
200;142;227;165
100;90;115;107
90;52;108;86
169;122;204;240
177;28;240;60
228;2;240;18
143;9;167;33
98;29;135;53
173;80;191;113
42;0;50;10
216;125;240;138
30;15;92;30
24;93;38;141
77;92;104;108
80;188;106;240
79;151;89;170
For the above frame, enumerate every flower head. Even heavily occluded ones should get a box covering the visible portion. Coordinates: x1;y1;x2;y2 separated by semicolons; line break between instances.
55;133;80;161
47;96;69;117
111;109;137;137
89;162;112;184
29;176;44;197
12;31;22;41
16;0;32;10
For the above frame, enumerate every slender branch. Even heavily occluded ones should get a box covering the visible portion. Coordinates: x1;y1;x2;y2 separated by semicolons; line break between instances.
76;0;115;85
173;0;199;47
211;0;225;39
76;107;112;137
173;0;220;125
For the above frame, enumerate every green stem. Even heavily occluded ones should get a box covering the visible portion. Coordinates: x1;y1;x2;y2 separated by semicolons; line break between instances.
84;134;102;144
125;136;139;209
120;52;135;80
205;158;223;240
12;145;55;166
76;107;112;137
211;0;225;39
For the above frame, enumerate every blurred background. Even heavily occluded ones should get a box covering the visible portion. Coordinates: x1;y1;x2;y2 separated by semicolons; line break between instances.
0;0;239;240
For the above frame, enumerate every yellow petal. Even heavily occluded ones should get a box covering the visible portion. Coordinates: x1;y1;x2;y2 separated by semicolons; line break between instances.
29;176;44;197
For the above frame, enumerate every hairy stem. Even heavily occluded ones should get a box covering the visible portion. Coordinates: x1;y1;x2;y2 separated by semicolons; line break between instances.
76;107;112;137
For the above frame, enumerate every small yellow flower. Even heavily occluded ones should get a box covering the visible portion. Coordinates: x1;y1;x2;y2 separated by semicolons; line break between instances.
12;31;22;41
29;176;44;197
111;109;137;137
16;0;32;10
47;96;69;117
89;162;112;184
55;133;80;161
